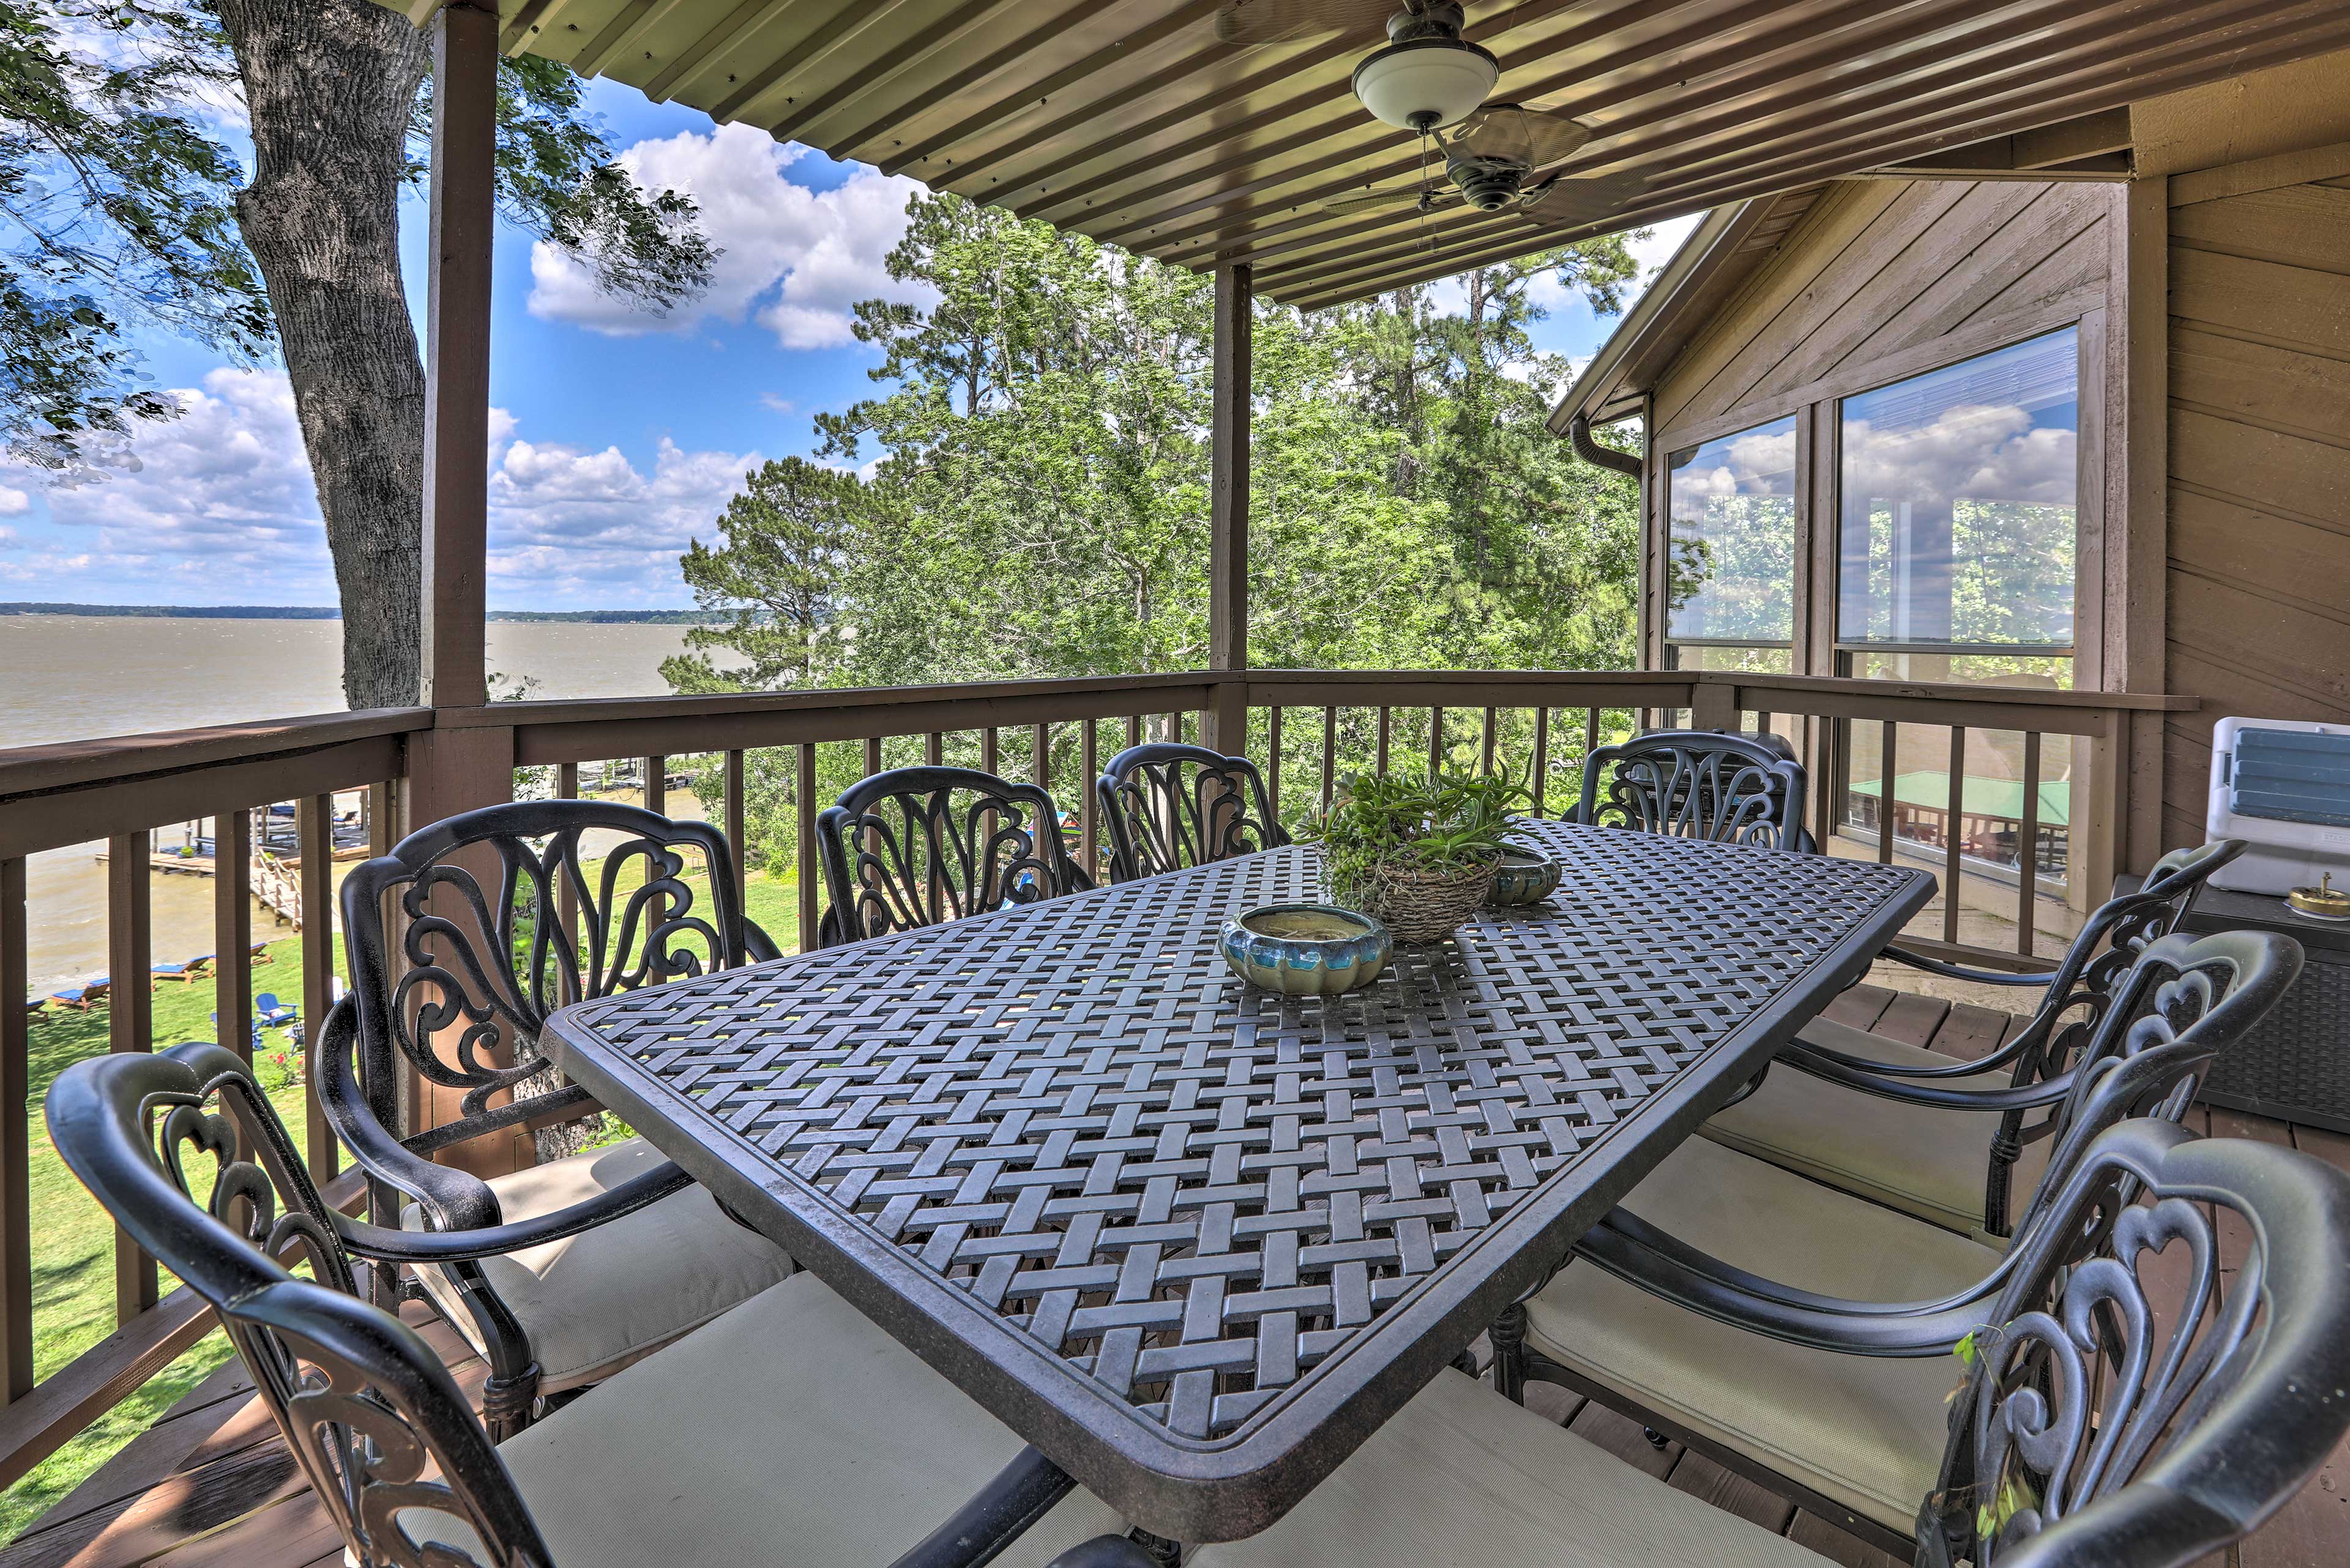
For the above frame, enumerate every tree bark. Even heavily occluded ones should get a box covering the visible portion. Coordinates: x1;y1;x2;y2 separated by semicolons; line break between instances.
218;0;428;710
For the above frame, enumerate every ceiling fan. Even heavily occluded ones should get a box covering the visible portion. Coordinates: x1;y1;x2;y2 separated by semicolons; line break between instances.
1210;2;1617;225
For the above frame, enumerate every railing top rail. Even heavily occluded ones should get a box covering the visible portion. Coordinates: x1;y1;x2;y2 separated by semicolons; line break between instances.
1715;671;2196;714
445;670;1218;731
0;708;428;804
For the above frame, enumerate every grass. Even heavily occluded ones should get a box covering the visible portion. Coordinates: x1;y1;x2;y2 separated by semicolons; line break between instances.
1;860;804;1543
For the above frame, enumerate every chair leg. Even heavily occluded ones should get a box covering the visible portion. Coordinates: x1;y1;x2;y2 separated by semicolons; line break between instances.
480;1364;542;1443
1489;1302;1528;1403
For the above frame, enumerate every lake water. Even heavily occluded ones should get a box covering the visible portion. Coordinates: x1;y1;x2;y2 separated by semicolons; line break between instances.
3;616;715;991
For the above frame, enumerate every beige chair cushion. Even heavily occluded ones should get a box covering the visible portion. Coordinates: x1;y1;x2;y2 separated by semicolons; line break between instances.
1526;1135;2000;1533
1700;1016;2048;1242
384;1272;1125;1568
1194;1367;1831;1568
402;1135;794;1392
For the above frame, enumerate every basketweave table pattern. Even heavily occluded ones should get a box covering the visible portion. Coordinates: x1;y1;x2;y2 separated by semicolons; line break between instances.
548;818;1930;1540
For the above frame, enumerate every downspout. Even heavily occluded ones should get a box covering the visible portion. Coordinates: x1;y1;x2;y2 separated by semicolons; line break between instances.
1570;411;1642;478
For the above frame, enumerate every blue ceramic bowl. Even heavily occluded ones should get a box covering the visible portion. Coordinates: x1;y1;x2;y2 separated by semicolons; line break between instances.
1218;903;1392;996
1486;846;1563;906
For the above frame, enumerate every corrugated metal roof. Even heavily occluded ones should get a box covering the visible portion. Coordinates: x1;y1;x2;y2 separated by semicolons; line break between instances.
392;0;2350;308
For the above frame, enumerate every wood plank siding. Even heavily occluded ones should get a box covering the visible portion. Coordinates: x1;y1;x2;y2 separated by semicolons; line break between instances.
2160;171;2350;848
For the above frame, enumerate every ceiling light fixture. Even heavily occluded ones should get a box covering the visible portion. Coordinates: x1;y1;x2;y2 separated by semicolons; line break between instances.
1349;3;1496;132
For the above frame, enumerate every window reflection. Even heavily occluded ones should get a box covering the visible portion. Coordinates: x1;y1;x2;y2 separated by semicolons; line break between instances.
1836;330;2077;649
1666;414;1797;644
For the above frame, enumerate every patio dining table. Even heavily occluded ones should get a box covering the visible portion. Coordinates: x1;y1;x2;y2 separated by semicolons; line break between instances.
545;817;1931;1545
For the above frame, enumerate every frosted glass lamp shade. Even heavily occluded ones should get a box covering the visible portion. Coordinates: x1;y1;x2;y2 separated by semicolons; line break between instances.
1351;38;1499;131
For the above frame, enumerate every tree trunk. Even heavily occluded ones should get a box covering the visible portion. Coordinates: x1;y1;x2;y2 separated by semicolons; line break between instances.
218;0;429;710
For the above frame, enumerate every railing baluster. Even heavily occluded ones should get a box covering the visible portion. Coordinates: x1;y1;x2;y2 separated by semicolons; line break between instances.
1080;719;1099;879
214;807;253;1069
2017;733;2042;958
864;736;884;782
1480;707;1498;778
1428;706;1445;778
722;752;747;907
298;794;338;1184
1531;707;1550;817
1266;706;1282;820
1944;728;1966;946
106;831;157;1323
1877;720;1898;865
556;763;581;946
643;755;665;817
982;726;999;777
1030;723;1048;787
1375;707;1391;775
796;744;818;954
1125;714;1141;750
2;856;32;1402
1173;711;1187;744
926;731;944;767
1320;707;1337;812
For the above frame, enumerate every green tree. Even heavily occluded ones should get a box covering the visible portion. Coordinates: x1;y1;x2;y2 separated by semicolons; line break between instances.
4;0;712;706
662;457;869;696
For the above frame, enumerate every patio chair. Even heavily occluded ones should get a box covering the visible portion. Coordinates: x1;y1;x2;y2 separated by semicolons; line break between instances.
1502;928;2302;1553
1569;728;1813;852
329;799;794;1436
1148;1115;2350;1568
1096;742;1288;883
816;766;1092;947
254;991;297;1027
1704;838;2245;1240
150;953;212;984
50;977;107;1010
43;1042;1132;1568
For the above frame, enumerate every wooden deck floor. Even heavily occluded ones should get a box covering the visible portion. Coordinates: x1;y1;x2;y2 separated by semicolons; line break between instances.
5;983;2344;1568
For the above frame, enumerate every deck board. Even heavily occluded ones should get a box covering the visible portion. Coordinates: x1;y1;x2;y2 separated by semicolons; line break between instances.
9;992;2343;1568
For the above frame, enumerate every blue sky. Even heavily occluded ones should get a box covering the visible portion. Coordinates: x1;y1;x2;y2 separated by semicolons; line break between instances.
0;78;1691;611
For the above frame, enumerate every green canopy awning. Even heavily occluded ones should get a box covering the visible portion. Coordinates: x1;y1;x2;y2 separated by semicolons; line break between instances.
1848;772;2069;827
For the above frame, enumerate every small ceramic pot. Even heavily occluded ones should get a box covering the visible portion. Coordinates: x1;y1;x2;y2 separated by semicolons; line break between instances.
1219;904;1392;996
1486;847;1563;906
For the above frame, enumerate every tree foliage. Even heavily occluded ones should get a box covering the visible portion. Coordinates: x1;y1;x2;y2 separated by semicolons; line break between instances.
674;191;1649;872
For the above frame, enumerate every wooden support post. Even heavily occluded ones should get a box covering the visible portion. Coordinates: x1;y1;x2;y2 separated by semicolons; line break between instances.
1207;261;1251;752
1690;677;1739;733
419;0;498;712
107;834;156;1322
298;796;339;1185
1;857;31;1402
212;807;252;1066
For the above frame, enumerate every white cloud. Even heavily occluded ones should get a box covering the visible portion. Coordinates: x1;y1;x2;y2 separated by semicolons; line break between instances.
1843;404;2076;507
1628;214;1701;281
487;430;759;601
759;394;797;414
527;122;933;351
0;487;26;516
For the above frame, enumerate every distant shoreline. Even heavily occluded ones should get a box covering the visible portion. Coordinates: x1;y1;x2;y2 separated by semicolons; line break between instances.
1;603;711;624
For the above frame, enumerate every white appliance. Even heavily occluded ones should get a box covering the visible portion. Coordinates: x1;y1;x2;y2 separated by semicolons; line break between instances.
2205;717;2350;895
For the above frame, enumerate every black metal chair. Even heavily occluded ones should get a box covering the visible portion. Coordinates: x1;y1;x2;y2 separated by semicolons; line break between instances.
44;1043;1132;1568
815;766;1092;947
327;800;794;1435
1505;928;2305;1555
1706;839;2248;1239
1159;1112;2350;1568
1095;742;1288;883
1570;727;1813;852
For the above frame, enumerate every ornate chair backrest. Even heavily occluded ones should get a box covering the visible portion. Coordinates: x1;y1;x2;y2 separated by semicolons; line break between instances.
2001;928;2301;1244
815;766;1092;947
1573;728;1810;851
1925;1117;2350;1567
2002;838;2247;1091
337;801;755;1195
46;1044;553;1568
1095;742;1288;882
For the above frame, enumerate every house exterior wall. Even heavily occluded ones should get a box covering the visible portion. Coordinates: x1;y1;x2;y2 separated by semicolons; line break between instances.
2158;160;2350;849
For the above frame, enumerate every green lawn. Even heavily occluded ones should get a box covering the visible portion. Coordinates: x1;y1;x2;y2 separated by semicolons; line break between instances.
2;864;804;1542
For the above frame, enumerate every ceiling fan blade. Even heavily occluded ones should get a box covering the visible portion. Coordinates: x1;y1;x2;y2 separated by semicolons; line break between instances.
1445;103;1592;171
1321;185;1460;214
1516;169;1652;228
1212;0;1395;47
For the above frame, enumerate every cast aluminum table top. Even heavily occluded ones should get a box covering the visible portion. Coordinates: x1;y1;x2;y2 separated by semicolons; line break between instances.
546;819;1931;1542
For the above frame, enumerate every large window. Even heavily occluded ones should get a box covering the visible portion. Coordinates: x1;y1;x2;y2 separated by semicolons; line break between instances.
1836;329;2078;654
1665;414;1797;651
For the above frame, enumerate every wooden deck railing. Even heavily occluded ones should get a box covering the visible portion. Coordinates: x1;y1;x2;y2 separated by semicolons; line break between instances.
0;667;2192;1504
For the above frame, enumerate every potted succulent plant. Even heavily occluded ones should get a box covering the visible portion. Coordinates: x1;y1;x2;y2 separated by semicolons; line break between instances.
1306;768;1531;943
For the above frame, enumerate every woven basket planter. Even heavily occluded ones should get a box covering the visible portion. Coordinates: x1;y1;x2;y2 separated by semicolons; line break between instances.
1332;854;1501;944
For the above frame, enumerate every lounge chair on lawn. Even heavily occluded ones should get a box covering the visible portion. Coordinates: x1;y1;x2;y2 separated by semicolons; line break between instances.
247;940;274;966
150;954;215;985
50;978;109;1010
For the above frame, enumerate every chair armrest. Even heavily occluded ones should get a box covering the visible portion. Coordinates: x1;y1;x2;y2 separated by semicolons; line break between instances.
1771;1041;2074;1112
744;917;785;963
885;1446;1080;1568
330;1160;695;1262
1879;944;2052;986
313;997;503;1231
1575;1211;2000;1356
1043;1542;1160;1568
